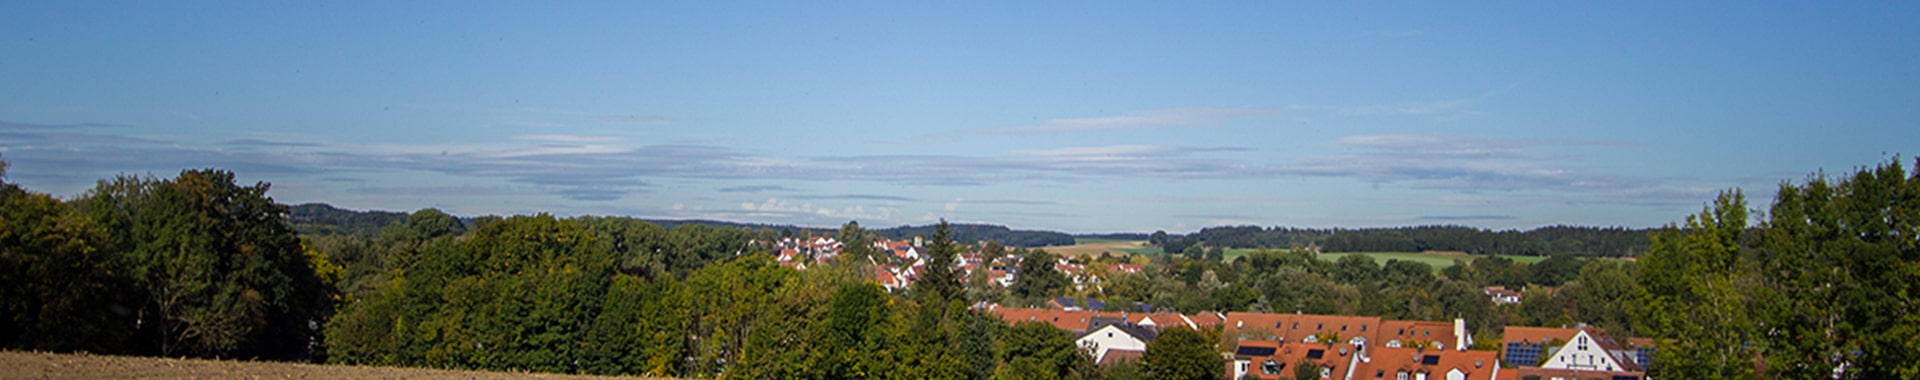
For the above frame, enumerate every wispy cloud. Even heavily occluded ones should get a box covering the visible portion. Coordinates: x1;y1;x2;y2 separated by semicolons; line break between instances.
931;107;1284;140
0;120;131;130
0;123;1710;210
791;194;917;202
221;138;323;147
718;185;795;193
513;134;624;143
1417;215;1518;221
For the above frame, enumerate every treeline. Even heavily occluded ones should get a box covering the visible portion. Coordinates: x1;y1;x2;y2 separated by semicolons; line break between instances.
320;217;1152;378
1635;160;1920;378
875;223;1075;247
0;157;1148;378
1;167;332;360
1159;224;1652;257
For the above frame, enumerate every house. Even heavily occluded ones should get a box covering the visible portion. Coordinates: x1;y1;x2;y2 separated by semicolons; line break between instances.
1537;328;1640;373
1225;312;1385;346
1501;326;1645;380
1230;341;1360;380
1355;346;1501;380
1077;323;1156;365
1048;297;1107;311
1484;287;1522;305
1377;320;1463;351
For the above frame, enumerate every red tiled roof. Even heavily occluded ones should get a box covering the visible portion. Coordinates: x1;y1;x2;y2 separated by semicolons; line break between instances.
1501;326;1578;347
1226;312;1383;343
1357;346;1501;380
1378;320;1457;348
1231;341;1358;380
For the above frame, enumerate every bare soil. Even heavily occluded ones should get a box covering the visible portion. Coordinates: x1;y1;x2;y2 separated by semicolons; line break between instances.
0;351;666;380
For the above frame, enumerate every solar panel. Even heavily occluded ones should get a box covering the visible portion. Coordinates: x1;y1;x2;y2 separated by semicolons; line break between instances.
1505;343;1543;366
1421;355;1441;365
1307;349;1325;359
1236;346;1277;357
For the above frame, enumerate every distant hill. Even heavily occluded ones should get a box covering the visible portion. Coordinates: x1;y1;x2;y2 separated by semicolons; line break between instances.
1073;232;1151;241
871;223;1075;247
287;203;408;237
286;203;1077;247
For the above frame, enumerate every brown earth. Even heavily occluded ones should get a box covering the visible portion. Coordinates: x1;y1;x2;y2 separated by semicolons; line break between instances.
0;351;667;380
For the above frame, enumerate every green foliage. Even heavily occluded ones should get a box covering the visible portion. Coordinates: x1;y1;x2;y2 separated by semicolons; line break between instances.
0;180;131;353
1012;248;1070;303
1292;357;1321;380
1637;190;1759;378
915;219;963;305
1755;159;1920;377
993;321;1087;380
1141;327;1221;380
125;169;332;359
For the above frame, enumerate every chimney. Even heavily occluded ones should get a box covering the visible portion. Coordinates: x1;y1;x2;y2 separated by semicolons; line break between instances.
1454;318;1467;352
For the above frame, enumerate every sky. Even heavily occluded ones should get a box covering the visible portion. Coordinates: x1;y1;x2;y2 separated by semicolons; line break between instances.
2;2;1917;233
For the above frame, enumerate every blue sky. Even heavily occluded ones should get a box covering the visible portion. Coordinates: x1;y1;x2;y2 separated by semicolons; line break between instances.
3;2;1916;233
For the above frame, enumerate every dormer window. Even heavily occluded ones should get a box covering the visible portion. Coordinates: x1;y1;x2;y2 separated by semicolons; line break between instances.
1262;359;1281;375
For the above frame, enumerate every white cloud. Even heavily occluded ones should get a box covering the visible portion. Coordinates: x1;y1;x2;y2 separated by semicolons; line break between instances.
936;107;1285;139
512;134;624;143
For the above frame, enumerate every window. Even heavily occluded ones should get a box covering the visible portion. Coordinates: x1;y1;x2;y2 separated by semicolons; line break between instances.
1362;324;1368;332
1262;359;1281;375
1321;367;1331;379
1342;323;1348;331
1397;370;1409;380
1293;322;1300;329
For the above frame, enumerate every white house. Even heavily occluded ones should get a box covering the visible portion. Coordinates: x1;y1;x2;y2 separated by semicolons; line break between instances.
1539;329;1639;373
1077;323;1155;364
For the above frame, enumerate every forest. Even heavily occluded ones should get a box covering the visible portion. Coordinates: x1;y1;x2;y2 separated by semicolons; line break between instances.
1156;225;1653;258
3;156;1917;378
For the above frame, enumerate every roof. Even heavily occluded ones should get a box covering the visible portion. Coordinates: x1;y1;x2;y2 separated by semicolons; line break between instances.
1378;320;1458;348
1081;323;1159;343
1226;312;1383;343
1099;349;1144;366
1358;346;1501;380
1504;366;1643;380
1232;341;1359;380
1502;326;1579;347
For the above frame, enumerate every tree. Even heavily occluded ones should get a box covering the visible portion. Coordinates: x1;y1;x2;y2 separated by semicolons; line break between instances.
120;169;333;359
915;219;963;305
1011;248;1068;303
994;321;1088;380
1292;357;1322;380
0;173;132;353
839;220;876;263
811;282;890;379
1758;160;1920;377
1637;190;1758;378
1141;326;1221;380
1331;253;1380;284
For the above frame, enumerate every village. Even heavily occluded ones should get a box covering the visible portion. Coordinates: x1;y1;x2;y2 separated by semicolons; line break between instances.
769;236;1654;380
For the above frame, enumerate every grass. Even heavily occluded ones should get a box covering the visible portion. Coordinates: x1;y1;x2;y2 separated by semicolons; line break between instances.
1072;237;1133;245
1211;249;1573;272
